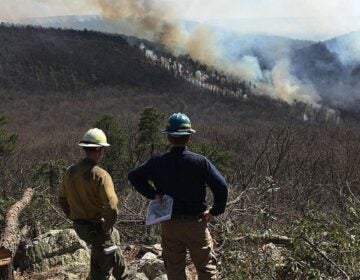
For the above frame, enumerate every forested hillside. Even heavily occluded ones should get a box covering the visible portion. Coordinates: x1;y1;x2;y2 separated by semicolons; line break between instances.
1;24;360;279
289;31;360;110
0;24;182;91
0;24;311;155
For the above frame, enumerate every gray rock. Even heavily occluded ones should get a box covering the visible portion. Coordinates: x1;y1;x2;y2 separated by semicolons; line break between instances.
138;252;166;279
153;275;167;280
262;243;284;265
16;228;90;278
134;272;149;280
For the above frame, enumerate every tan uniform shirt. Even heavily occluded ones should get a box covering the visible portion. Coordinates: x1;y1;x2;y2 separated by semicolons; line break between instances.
59;158;118;231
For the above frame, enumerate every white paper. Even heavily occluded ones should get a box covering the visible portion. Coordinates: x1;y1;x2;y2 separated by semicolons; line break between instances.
145;195;173;225
103;245;117;255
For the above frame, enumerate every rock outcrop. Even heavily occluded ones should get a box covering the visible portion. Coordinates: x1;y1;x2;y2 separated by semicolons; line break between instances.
13;229;198;279
138;252;167;279
15;229;90;278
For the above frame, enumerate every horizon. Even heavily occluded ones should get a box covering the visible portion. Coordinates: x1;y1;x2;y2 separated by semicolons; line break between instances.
1;0;360;41
4;14;360;42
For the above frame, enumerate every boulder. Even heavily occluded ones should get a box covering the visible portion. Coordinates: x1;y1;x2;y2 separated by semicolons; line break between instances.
14;230;172;279
153;275;167;280
262;243;284;265
15;229;90;278
134;272;149;280
138;252;167;280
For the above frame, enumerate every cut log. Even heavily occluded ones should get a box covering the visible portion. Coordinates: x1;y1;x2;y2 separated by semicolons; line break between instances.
0;188;34;280
233;233;292;246
0;248;11;266
0;248;11;280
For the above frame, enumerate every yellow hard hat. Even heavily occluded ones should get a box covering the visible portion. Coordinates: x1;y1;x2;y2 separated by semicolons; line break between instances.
78;128;110;147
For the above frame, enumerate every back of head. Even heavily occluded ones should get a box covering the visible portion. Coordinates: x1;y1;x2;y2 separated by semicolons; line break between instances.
167;134;191;146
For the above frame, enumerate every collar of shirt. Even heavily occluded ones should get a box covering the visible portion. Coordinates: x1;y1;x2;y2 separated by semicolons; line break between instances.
170;146;187;153
82;157;98;166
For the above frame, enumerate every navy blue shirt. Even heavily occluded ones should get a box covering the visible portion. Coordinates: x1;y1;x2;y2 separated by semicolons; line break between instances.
128;146;228;216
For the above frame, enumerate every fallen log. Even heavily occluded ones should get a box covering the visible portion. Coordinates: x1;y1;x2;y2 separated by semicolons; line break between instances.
233;233;292;246
0;188;34;280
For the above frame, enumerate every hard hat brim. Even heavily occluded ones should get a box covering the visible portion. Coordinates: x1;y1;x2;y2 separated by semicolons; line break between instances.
162;129;196;136
78;142;110;147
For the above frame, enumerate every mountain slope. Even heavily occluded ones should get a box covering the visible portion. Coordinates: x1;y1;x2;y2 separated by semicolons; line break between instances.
0;24;182;91
216;32;314;70
0;24;315;148
290;32;360;108
325;31;360;67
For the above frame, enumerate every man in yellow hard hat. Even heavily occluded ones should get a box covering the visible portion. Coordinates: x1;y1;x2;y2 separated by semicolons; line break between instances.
128;113;228;280
59;128;128;280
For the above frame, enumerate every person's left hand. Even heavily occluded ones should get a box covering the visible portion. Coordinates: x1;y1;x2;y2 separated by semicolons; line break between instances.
200;209;213;222
154;194;163;202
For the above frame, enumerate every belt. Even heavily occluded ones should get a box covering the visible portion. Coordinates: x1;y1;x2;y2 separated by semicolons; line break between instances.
172;214;202;220
73;219;100;225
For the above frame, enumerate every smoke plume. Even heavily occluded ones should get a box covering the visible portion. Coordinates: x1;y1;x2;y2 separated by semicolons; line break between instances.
89;0;220;67
87;0;325;106
222;56;263;81
262;60;321;105
326;32;360;66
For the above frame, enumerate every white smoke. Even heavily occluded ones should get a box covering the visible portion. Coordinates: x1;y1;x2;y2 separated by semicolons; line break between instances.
261;60;321;106
326;31;360;66
221;56;263;81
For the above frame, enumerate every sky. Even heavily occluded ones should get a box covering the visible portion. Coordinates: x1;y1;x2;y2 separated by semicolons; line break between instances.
1;0;360;40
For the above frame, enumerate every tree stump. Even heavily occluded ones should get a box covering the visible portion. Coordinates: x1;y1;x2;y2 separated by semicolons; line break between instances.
0;188;34;280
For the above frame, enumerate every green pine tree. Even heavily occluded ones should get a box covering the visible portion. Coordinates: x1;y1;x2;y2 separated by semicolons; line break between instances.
0;115;17;158
0;115;17;199
94;114;129;187
136;107;167;161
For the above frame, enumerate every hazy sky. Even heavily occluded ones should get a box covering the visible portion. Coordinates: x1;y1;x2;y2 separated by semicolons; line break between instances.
1;0;360;39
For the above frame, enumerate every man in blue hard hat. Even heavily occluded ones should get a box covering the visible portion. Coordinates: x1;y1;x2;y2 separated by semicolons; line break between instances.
128;113;228;280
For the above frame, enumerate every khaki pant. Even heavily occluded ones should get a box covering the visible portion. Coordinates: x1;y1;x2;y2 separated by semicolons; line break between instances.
73;222;128;280
161;218;217;280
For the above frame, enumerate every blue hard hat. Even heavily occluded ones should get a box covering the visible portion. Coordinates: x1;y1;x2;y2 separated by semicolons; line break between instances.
162;113;196;136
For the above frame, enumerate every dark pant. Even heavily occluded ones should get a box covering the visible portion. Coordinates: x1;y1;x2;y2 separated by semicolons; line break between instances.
73;221;128;280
